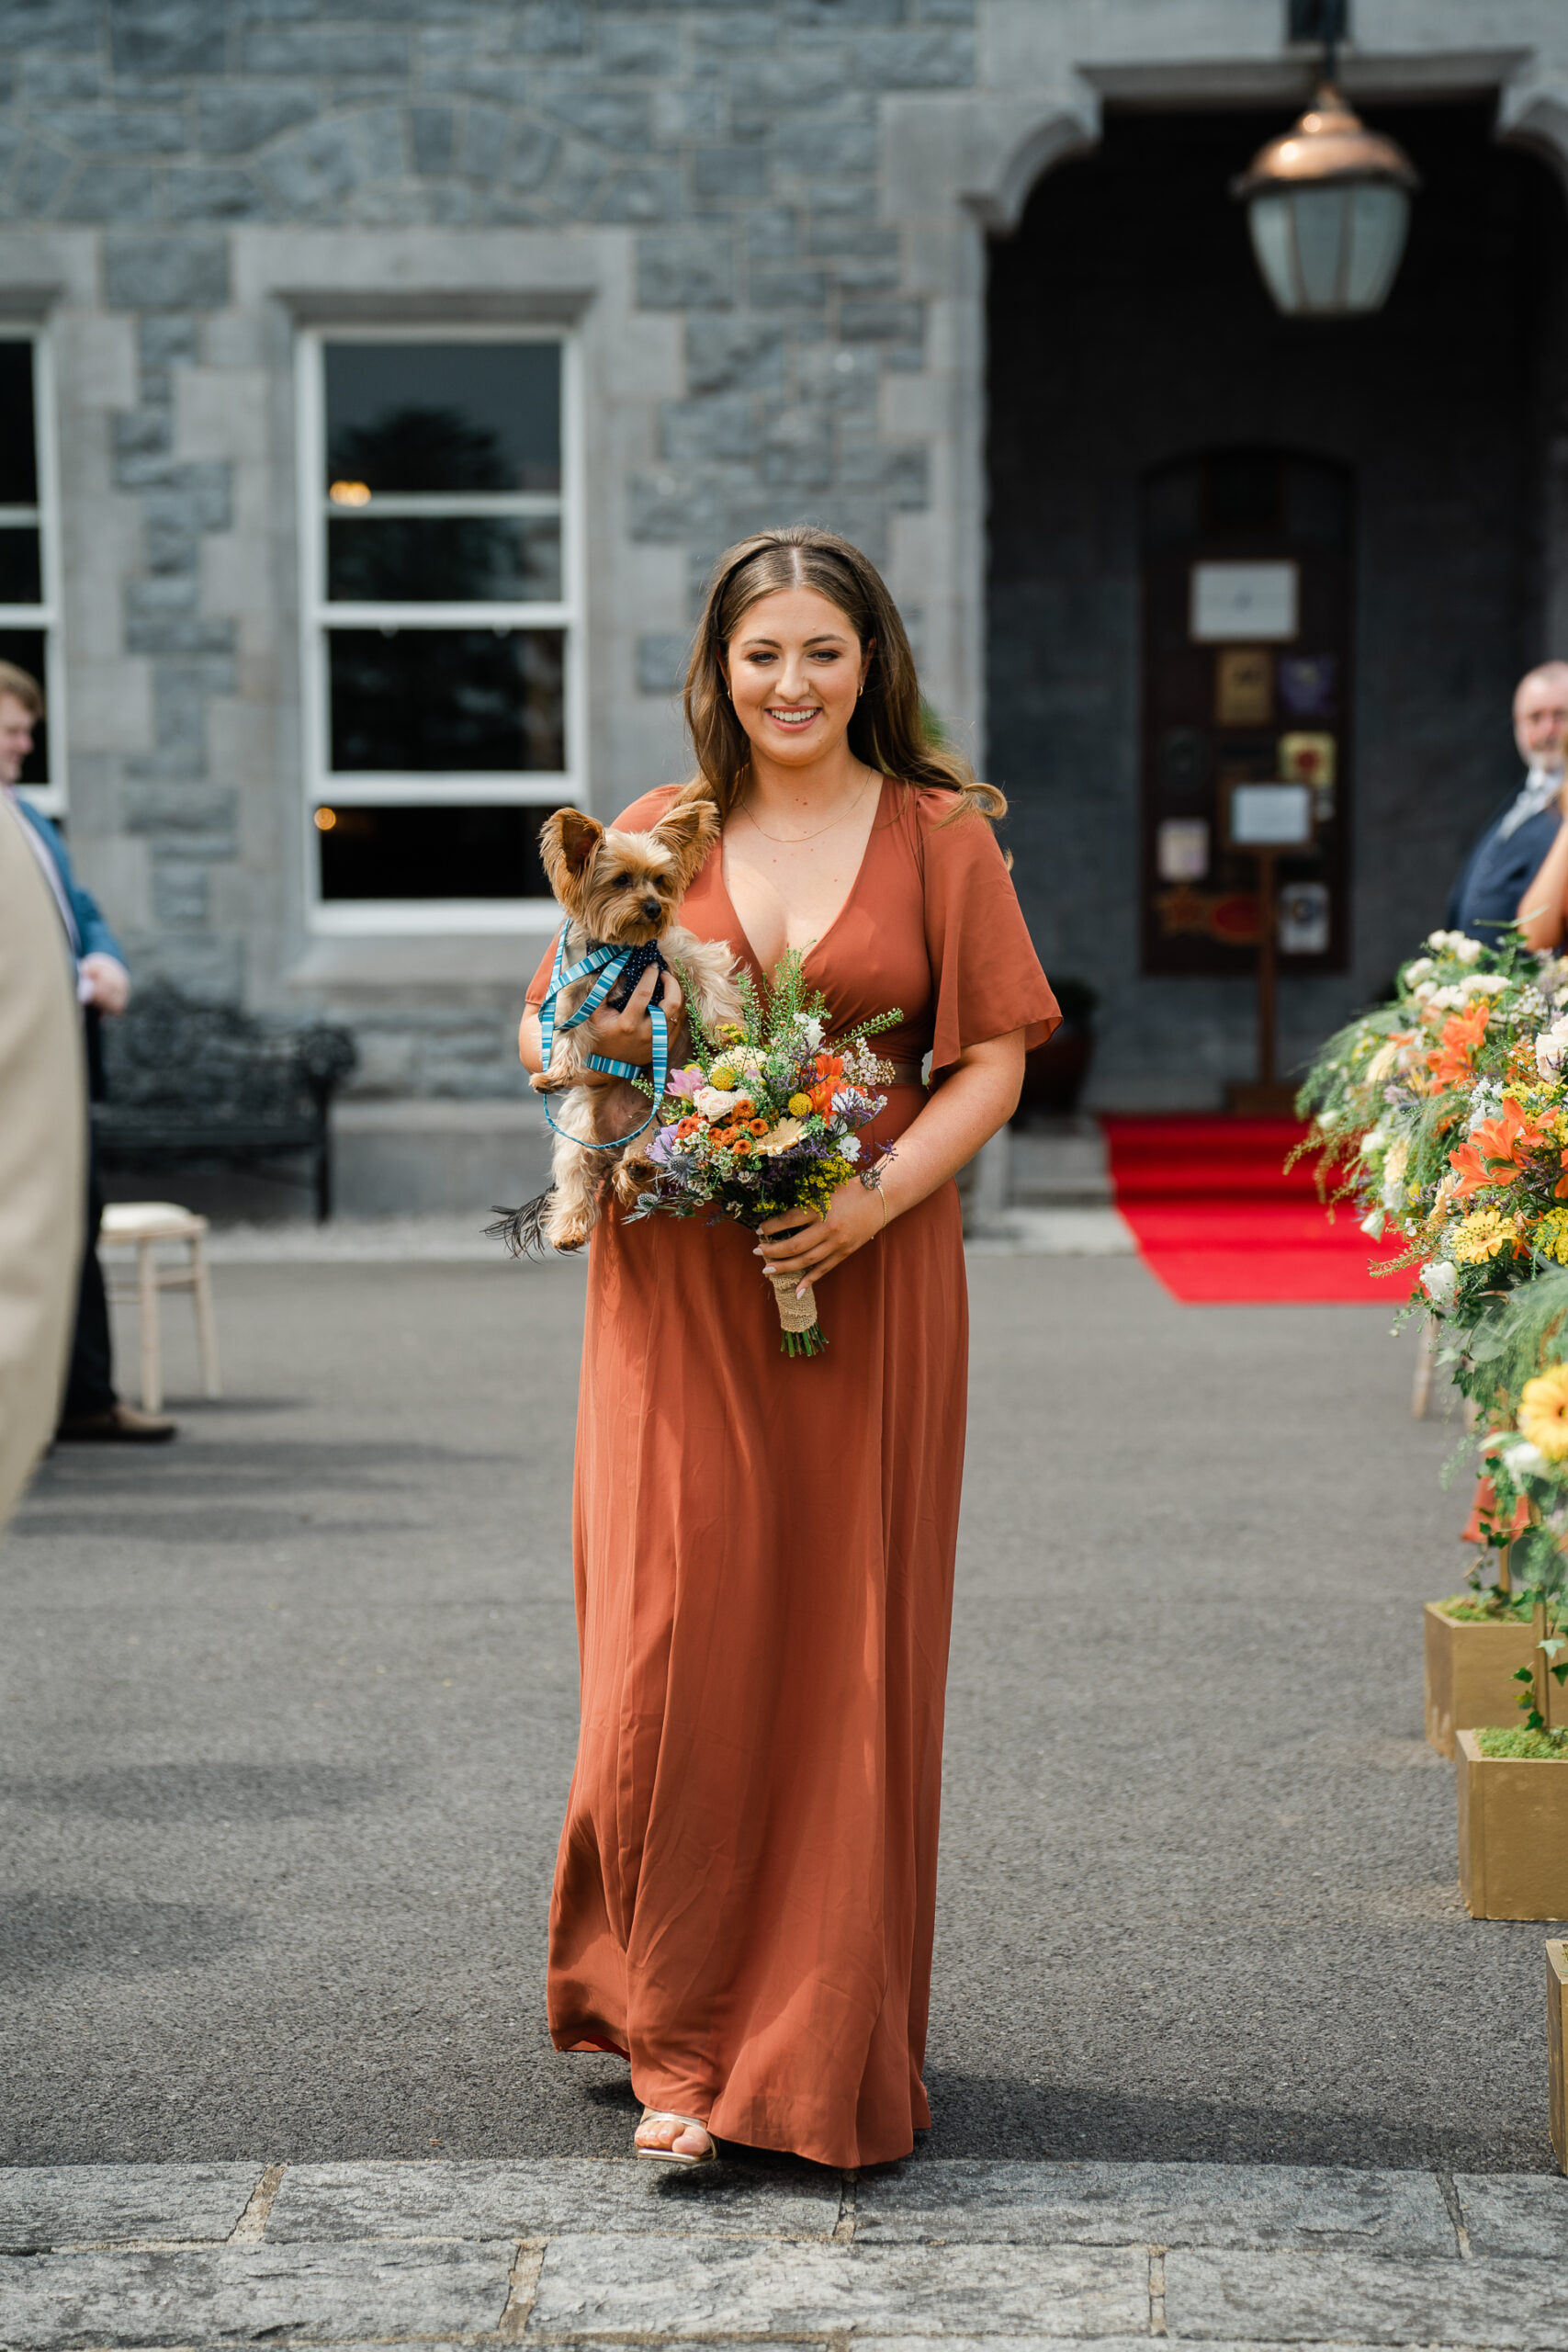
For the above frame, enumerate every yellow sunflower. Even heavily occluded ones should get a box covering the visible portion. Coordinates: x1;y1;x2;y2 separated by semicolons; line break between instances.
1519;1364;1568;1460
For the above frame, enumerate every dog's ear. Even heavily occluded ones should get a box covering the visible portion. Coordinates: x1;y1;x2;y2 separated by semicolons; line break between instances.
653;784;721;888
540;806;603;902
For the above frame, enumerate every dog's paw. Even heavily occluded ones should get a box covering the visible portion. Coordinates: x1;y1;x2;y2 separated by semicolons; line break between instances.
546;1203;594;1251
612;1156;653;1206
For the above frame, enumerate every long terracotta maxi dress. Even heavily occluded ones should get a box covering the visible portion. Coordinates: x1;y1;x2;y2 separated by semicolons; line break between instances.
527;778;1058;2168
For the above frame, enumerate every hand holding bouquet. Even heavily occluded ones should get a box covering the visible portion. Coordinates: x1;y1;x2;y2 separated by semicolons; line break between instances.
625;949;902;1356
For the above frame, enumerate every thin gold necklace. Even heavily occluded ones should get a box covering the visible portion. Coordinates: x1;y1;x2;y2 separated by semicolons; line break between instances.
738;770;876;845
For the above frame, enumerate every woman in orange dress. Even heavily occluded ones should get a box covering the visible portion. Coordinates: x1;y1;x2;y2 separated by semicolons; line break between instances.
520;527;1057;2169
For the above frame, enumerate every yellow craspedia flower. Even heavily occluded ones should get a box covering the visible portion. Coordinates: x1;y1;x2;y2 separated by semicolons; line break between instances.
787;1092;813;1117
709;1063;739;1091
1519;1363;1568;1459
1534;1208;1568;1265
1450;1207;1519;1264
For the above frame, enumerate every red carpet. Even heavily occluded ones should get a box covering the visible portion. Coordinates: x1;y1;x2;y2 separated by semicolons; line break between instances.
1101;1116;1411;1304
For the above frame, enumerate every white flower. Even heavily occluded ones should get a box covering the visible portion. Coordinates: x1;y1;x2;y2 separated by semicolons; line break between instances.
1404;957;1435;983
797;1015;824;1049
1380;1136;1410;1212
1501;1441;1548;1477
1465;973;1511;996
1420;1261;1459;1311
694;1084;744;1119
1366;1040;1402;1085
840;1133;862;1161
1537;1017;1568;1078
1360;1208;1386;1238
753;1116;805;1157
1425;928;1483;963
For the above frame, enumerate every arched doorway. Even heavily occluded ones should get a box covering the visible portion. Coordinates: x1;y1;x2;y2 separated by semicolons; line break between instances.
987;98;1568;1104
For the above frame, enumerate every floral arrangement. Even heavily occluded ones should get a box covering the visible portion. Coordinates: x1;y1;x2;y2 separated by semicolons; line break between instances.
1296;926;1568;1328
626;947;902;1357
1297;925;1568;1727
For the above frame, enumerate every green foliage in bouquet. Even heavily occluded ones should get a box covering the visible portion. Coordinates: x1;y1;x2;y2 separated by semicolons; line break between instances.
628;949;904;1357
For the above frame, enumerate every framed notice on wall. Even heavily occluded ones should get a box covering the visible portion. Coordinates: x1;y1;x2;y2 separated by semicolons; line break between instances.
1138;448;1352;977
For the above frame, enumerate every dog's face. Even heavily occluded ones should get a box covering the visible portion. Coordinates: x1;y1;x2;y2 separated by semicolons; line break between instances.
539;788;721;944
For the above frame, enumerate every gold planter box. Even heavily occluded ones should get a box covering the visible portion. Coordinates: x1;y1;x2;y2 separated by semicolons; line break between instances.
1457;1731;1568;1919
1424;1601;1540;1758
1550;1941;1568;2174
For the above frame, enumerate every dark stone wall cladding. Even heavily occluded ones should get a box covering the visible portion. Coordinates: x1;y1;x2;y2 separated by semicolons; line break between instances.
987;101;1568;1098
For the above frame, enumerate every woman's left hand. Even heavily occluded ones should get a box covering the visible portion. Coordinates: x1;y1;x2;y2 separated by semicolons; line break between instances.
754;1176;886;1295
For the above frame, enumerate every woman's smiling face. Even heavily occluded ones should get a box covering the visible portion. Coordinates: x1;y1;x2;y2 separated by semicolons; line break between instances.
724;586;872;769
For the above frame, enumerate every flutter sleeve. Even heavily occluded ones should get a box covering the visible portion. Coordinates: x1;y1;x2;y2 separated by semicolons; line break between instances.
524;933;559;1011
917;791;1060;1080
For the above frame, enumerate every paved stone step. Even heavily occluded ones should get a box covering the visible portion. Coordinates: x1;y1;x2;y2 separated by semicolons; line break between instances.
0;2241;516;2349
528;2234;1148;2335
852;2160;1456;2252
265;2154;841;2242
1164;2246;1568;2346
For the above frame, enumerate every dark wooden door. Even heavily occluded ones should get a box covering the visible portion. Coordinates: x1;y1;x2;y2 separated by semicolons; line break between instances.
1139;448;1352;975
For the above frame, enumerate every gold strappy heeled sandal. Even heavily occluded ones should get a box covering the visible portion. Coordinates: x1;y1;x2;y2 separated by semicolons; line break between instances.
635;2107;717;2167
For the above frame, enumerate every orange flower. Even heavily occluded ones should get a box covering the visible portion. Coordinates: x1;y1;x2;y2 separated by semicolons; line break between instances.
733;1136;752;1156
750;1118;768;1137
1449;1096;1548;1199
733;1099;753;1120
1426;1002;1489;1088
809;1080;835;1114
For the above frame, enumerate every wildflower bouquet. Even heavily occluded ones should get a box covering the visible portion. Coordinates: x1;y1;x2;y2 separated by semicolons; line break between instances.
1296;925;1568;1330
626;948;902;1357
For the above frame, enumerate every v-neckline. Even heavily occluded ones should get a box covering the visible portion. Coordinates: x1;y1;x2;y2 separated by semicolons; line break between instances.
716;775;889;985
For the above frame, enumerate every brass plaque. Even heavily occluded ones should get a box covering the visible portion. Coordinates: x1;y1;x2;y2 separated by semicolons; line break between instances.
1215;647;1273;727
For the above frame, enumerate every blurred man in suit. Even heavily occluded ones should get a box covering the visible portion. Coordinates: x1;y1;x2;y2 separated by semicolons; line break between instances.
1447;661;1568;946
0;661;175;1440
0;793;84;1522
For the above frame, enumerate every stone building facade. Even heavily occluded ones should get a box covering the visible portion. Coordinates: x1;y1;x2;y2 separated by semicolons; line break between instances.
4;1;1568;1195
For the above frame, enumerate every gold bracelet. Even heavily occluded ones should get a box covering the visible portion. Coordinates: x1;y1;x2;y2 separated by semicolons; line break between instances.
878;1183;889;1232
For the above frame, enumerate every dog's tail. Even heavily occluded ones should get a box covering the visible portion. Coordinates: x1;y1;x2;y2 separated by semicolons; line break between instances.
486;1191;554;1258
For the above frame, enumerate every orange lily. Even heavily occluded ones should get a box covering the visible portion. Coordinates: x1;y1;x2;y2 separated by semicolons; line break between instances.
1449;1096;1548;1198
1427;1002;1490;1088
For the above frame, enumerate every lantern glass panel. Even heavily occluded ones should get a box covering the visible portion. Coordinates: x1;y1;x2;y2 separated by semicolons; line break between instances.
1293;185;1349;310
1345;183;1409;310
1247;195;1298;311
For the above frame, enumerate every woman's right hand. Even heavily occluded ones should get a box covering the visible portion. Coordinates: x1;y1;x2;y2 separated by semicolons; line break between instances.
576;963;684;1084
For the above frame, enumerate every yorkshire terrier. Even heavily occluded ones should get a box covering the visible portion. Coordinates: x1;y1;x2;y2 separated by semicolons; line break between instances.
502;785;741;1254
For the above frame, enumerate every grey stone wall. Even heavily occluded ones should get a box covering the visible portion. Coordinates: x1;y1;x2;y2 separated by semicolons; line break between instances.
0;0;977;1101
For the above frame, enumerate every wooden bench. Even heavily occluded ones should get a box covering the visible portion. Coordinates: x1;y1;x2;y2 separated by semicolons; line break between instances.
94;980;358;1223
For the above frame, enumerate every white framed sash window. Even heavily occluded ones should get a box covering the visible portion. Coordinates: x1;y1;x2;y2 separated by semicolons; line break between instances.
0;328;66;817
297;326;583;933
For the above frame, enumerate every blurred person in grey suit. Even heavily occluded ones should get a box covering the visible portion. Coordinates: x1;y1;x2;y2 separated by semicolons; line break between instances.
0;793;84;1529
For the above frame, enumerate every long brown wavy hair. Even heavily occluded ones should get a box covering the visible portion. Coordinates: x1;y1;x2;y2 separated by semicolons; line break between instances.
682;526;1007;830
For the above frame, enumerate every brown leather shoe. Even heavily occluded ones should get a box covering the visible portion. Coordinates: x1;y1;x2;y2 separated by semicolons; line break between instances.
56;1403;177;1443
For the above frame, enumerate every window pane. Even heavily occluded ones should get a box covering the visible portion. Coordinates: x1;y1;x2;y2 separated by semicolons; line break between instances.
0;628;49;782
316;801;564;899
324;343;560;494
0;345;38;506
0;527;42;604
326;514;560;604
327;628;565;772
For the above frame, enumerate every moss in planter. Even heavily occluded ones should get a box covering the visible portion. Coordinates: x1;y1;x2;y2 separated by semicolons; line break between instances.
1437;1592;1562;1625
1476;1725;1568;1759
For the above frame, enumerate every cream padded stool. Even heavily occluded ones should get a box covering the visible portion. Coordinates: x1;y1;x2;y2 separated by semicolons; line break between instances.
99;1203;221;1414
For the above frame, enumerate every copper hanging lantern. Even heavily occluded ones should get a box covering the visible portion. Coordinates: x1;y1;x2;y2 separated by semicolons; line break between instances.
1233;85;1420;316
